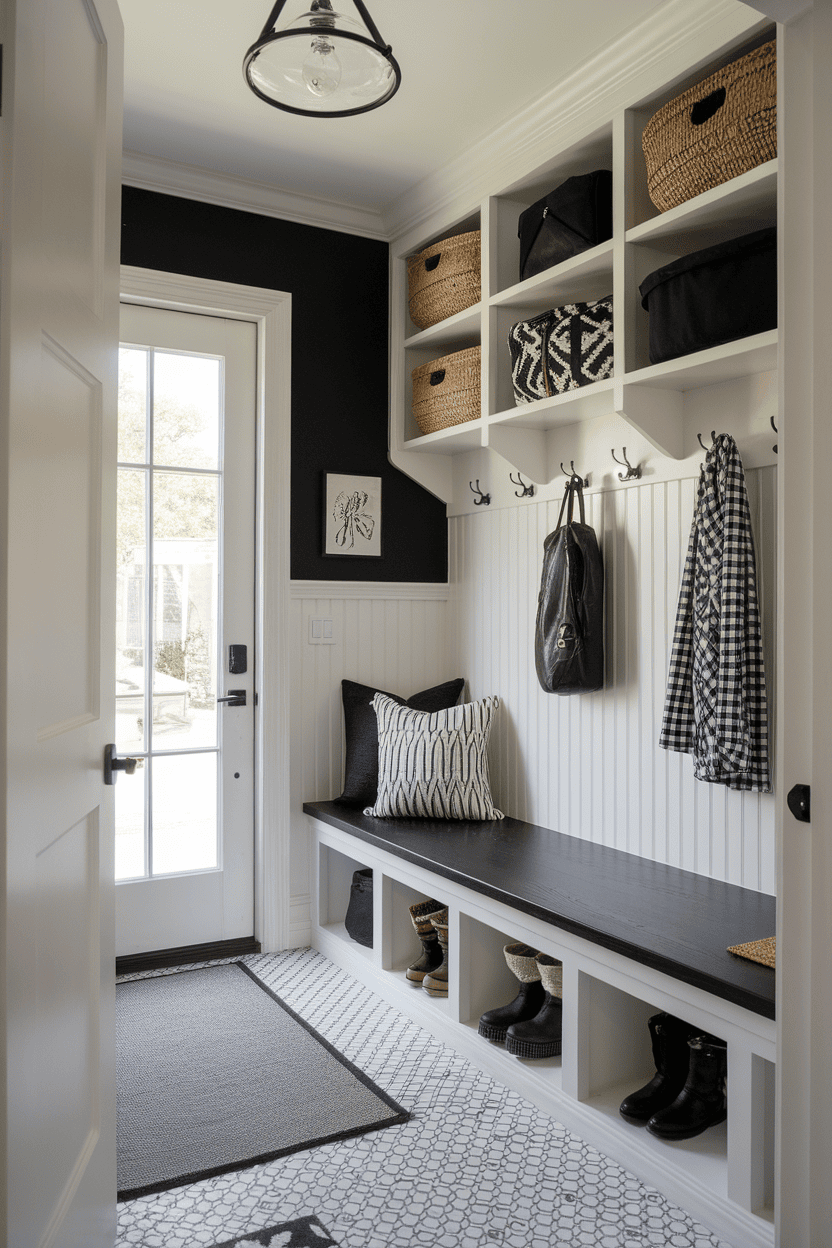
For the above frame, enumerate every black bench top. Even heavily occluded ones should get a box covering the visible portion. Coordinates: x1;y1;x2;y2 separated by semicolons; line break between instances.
304;800;776;1021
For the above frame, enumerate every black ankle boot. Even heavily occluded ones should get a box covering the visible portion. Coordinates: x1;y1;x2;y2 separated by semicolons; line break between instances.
619;1013;700;1125
504;953;563;1058
478;944;544;1043
647;1034;728;1141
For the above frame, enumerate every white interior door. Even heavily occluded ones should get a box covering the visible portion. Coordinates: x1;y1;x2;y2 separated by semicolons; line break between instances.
0;0;123;1244
114;303;257;957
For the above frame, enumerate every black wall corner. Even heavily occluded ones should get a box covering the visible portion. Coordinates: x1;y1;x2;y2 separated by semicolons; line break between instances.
120;186;448;582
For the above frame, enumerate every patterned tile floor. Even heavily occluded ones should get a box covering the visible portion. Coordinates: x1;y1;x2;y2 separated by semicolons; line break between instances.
116;949;735;1248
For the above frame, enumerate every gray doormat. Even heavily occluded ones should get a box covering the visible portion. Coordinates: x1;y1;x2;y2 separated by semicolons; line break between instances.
212;1215;338;1247
116;962;409;1200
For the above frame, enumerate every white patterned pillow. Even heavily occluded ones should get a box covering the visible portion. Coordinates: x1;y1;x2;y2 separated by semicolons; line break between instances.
364;693;504;821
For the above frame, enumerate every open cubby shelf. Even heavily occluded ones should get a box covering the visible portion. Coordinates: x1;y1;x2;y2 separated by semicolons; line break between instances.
390;25;779;497
307;804;776;1248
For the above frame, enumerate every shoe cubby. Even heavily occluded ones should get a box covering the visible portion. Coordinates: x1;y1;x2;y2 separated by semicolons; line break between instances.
458;915;565;1085
379;875;444;975
389;17;778;496
315;841;375;960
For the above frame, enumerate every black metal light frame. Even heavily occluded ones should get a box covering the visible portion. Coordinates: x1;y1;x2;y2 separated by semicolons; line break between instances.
243;0;402;118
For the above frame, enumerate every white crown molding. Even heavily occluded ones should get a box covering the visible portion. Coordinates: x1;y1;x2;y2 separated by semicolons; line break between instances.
122;149;388;241
383;0;767;247
290;580;450;601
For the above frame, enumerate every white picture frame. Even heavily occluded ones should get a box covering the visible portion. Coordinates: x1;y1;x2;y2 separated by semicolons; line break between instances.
323;473;382;558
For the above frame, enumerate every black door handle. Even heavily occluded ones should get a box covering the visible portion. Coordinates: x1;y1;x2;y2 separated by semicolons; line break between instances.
217;690;246;707
104;744;138;785
787;784;811;823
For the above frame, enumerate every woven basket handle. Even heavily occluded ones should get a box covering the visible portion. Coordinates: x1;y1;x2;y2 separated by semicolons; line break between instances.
690;86;726;127
429;369;446;386
425;253;441;272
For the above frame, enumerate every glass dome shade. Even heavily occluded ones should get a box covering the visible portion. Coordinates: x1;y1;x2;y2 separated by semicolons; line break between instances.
244;1;401;117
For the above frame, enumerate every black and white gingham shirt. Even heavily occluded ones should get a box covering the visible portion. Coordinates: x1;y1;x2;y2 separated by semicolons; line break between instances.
659;434;771;792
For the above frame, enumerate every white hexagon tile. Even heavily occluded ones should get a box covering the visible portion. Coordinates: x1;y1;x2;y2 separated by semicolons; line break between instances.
116;950;735;1248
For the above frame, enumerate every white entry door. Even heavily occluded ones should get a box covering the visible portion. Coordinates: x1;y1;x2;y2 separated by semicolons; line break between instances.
0;0;123;1243
114;303;256;957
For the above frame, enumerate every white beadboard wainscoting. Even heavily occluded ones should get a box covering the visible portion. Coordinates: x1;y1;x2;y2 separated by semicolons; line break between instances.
448;467;777;895
288;582;454;946
289;468;776;941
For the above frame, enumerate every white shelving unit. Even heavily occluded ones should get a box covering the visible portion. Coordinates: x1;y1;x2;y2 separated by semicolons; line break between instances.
309;815;776;1248
389;29;779;502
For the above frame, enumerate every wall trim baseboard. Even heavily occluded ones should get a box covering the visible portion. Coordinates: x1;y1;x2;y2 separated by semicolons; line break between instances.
290;580;450;601
115;936;261;977
122;149;388;241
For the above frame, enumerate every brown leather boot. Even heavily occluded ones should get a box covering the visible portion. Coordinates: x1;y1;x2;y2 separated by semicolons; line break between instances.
422;909;449;997
405;898;445;983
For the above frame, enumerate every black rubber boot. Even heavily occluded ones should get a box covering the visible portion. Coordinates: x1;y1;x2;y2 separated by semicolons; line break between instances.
619;1013;700;1125
647;1034;728;1141
504;953;563;1058
405;898;445;984
477;943;545;1043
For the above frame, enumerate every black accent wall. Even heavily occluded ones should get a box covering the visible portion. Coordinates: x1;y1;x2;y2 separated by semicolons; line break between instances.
120;186;448;581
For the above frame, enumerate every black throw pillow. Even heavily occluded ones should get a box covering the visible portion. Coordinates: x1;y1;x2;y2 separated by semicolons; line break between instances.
335;677;465;807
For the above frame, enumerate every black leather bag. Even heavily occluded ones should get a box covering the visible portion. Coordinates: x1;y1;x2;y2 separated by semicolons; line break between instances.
344;868;373;947
535;477;604;695
518;170;613;283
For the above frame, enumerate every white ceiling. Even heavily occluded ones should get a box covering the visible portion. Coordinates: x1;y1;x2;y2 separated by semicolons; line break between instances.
120;0;672;216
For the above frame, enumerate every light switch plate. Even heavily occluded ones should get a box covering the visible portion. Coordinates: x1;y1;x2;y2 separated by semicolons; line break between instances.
308;616;335;645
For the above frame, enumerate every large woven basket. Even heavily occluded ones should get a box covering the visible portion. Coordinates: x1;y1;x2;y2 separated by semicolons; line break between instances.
407;232;481;331
412;346;481;436
642;40;776;213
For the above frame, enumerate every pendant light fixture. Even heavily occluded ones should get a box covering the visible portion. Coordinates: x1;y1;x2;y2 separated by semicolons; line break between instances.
243;0;401;118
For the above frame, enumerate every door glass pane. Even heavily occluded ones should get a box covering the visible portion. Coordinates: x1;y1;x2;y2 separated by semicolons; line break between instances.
115;761;146;881
118;347;149;464
116;467;146;754
152;472;219;750
153;351;220;469
152;753;218;875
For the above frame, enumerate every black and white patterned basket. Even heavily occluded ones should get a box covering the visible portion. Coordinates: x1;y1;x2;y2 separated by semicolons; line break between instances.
508;296;613;404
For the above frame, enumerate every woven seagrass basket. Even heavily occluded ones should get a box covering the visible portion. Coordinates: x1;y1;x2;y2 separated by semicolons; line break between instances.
407;231;481;331
642;40;776;213
411;346;481;436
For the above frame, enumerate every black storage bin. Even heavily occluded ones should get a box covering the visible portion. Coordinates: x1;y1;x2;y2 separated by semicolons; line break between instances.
639;227;776;365
344;868;373;947
518;170;612;283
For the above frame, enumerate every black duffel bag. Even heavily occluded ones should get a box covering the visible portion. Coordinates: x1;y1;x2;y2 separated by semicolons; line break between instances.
518;170;613;283
344;868;373;947
535;476;604;695
639;226;776;365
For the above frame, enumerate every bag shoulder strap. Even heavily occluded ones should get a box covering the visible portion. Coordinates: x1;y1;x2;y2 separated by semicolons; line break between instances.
556;475;586;530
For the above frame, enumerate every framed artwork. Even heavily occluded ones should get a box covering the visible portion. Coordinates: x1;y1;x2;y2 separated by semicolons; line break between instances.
323;473;382;558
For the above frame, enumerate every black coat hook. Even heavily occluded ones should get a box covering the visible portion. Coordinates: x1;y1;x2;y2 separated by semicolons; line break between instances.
697;430;717;452
770;415;778;455
611;448;642;481
560;460;589;488
509;472;535;498
469;479;491;506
